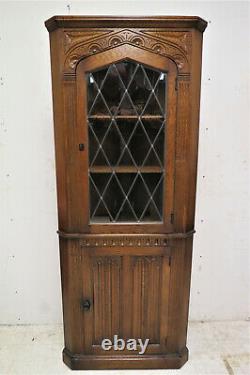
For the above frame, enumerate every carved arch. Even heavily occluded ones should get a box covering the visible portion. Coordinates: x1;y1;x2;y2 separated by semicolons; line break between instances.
64;28;190;74
75;43;178;85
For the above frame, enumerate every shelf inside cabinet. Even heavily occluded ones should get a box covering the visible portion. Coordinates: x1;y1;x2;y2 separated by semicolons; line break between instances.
88;115;165;122
89;166;163;173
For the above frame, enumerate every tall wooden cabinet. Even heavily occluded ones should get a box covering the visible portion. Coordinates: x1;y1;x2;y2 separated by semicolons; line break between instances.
45;16;207;370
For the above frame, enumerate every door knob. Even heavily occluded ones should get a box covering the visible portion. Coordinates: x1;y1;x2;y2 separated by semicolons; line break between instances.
79;143;85;151
81;299;91;311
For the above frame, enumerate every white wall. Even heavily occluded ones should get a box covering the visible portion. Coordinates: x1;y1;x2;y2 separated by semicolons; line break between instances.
0;1;249;324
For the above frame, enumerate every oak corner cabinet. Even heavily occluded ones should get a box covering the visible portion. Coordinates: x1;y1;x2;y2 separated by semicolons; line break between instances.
45;15;207;370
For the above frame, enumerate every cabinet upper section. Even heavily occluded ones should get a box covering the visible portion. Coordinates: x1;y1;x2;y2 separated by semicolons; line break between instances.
45;16;207;76
45;16;207;233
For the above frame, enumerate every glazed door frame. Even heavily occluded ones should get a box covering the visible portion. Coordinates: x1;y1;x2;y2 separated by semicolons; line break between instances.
75;44;178;233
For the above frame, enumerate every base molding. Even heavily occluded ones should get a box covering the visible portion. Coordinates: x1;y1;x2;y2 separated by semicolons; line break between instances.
63;347;188;370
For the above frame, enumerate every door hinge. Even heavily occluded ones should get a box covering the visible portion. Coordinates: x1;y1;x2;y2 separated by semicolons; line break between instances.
175;77;178;91
170;212;174;224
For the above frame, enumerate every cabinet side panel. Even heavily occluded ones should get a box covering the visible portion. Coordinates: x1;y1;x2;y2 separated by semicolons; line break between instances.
63;78;84;231
49;29;69;229
187;30;204;229
59;238;84;353
179;237;193;347
174;31;204;232
174;79;191;231
166;238;193;352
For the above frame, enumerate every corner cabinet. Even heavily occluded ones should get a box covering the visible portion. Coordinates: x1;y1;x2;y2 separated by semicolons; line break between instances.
45;16;207;370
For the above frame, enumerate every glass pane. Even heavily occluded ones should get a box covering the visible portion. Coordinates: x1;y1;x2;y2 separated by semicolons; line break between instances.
87;60;167;223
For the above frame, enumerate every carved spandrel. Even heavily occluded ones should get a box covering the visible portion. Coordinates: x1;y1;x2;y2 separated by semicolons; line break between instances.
63;28;190;74
64;29;113;52
140;30;192;54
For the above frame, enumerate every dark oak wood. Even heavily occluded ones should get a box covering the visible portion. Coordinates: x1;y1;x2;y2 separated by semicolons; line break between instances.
45;15;207;370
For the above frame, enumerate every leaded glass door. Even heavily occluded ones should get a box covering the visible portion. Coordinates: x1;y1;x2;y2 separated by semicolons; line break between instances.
76;47;177;232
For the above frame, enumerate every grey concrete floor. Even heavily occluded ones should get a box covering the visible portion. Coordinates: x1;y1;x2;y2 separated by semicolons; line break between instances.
0;321;249;374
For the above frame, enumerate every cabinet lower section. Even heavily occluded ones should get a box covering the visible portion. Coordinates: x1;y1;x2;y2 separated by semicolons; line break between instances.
59;233;193;370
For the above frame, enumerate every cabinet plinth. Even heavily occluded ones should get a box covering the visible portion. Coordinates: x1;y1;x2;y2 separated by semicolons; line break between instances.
45;15;207;370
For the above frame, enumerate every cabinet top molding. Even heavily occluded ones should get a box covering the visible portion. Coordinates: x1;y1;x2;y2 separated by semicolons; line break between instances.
45;15;208;33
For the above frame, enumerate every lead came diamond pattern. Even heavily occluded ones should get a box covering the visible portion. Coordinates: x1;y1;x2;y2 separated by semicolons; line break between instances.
87;60;167;223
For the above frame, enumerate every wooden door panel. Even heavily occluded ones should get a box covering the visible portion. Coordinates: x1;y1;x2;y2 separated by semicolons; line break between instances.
131;254;170;350
92;256;122;343
131;256;162;343
81;252;123;354
82;249;170;355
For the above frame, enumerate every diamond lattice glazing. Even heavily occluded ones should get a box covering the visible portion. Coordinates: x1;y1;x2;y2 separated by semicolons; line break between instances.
87;60;167;222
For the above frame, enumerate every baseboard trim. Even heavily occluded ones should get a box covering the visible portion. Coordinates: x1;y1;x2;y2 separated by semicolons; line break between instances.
63;347;188;370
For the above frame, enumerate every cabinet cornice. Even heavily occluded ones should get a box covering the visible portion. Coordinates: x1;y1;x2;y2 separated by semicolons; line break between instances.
45;15;207;33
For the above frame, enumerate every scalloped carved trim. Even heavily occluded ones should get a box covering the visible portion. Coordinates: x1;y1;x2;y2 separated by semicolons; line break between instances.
140;30;192;54
64;28;190;73
64;30;113;52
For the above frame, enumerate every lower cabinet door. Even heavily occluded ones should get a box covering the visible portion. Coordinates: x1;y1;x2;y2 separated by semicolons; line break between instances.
81;247;171;356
